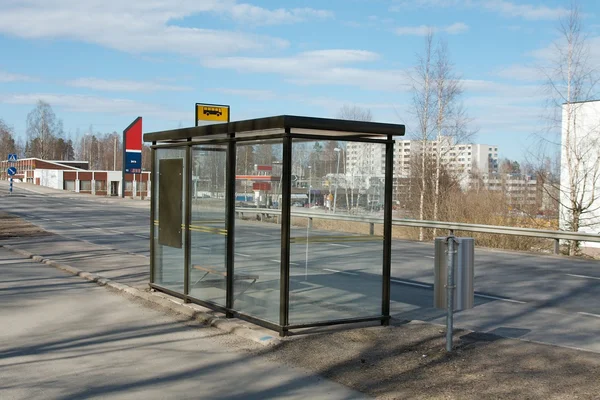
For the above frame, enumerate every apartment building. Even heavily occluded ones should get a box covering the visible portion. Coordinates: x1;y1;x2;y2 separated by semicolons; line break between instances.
346;136;499;181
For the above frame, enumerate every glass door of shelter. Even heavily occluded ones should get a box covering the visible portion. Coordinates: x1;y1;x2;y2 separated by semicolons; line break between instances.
188;145;228;306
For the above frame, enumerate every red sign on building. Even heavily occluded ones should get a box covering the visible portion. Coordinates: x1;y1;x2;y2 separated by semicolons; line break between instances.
252;182;272;191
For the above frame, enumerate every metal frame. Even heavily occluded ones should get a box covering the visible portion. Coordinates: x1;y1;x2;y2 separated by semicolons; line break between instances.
279;130;292;330
225;132;236;316
382;135;394;325
184;142;192;302
146;115;405;336
149;142;156;284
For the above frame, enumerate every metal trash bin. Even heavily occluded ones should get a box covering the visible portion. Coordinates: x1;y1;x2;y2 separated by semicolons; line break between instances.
434;237;474;311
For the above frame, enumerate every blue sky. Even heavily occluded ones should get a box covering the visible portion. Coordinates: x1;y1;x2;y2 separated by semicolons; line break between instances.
1;0;599;161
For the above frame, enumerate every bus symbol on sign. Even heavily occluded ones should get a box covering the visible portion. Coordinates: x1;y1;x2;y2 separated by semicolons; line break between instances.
196;103;229;125
203;107;222;117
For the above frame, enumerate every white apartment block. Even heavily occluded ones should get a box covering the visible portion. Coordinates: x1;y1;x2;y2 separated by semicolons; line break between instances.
473;173;539;207
346;136;499;183
346;138;545;210
559;100;600;247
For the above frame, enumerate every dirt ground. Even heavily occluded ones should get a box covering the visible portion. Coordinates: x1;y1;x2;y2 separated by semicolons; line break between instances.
0;211;50;239
264;320;600;400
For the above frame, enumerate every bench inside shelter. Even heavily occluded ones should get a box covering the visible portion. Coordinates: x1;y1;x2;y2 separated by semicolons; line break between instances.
192;265;259;300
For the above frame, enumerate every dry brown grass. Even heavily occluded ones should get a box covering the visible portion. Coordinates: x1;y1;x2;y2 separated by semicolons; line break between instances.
0;212;49;239
243;204;559;254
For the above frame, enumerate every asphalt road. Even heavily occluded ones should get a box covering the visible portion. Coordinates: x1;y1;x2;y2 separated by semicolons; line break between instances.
2;183;600;352
0;248;365;400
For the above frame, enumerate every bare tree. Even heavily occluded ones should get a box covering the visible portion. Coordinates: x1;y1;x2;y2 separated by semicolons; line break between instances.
431;40;473;232
337;105;373;122
540;2;600;255
409;31;436;240
0;119;18;161
337;105;373;212
26;100;60;159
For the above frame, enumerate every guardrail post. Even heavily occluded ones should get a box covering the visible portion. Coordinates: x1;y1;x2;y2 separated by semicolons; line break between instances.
369;222;374;236
554;239;560;255
445;235;457;352
308;217;313;229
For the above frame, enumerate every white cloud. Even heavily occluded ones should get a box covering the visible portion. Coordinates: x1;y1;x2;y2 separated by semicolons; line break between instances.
0;1;335;57
482;0;568;21
390;0;568;20
395;22;469;36
203;50;410;91
390;0;462;12
493;65;544;82
67;78;190;92
226;5;333;25
0;92;188;121
0;70;35;83
210;88;276;101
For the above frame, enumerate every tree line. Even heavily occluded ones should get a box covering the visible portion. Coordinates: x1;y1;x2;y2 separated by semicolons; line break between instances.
0;100;151;171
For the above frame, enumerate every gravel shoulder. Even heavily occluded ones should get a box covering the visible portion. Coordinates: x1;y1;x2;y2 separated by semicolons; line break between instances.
264;320;600;399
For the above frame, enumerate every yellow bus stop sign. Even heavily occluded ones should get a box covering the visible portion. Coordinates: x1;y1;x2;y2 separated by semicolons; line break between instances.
196;103;230;125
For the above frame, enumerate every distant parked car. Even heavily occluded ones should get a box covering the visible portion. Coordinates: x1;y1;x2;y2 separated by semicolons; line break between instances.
292;202;304;207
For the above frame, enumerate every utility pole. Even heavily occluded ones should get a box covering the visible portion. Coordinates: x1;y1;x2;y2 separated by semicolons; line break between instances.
113;136;117;171
333;147;341;213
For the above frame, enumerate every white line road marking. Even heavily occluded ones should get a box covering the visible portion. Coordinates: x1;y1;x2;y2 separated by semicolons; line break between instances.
566;273;600;281
270;259;299;266
323;268;359;276
390;279;528;304
578;312;600;319
328;243;352;248
72;223;83;227
424;256;435;259
255;233;272;237
110;230;125;234
235;253;251;257
473;294;527;304
42;218;50;221
134;235;148;239
390;278;432;289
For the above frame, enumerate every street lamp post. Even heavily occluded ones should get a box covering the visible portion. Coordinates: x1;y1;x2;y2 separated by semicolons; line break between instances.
333;148;341;213
308;165;312;206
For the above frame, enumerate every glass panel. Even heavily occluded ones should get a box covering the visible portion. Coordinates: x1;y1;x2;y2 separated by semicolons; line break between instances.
289;139;384;324
80;180;92;191
189;145;228;306
64;180;75;191
95;180;106;191
234;139;283;323
153;147;186;293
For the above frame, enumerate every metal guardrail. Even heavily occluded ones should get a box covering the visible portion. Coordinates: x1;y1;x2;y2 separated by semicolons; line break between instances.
236;207;600;254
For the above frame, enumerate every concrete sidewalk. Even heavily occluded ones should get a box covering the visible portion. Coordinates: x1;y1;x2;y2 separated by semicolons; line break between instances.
0;248;366;400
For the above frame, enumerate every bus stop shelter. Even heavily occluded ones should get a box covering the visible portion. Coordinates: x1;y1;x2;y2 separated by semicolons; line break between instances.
144;115;405;336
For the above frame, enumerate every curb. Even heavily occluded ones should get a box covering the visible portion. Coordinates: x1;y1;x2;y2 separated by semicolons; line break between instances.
2;244;279;347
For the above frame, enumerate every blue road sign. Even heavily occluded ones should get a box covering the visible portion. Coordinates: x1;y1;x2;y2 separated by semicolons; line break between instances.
7;167;17;176
8;154;17;162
